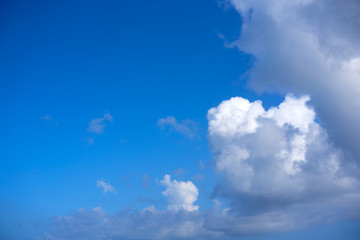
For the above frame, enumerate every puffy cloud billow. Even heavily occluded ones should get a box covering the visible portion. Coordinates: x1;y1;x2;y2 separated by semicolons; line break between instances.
161;174;199;212
208;95;360;218
229;0;360;162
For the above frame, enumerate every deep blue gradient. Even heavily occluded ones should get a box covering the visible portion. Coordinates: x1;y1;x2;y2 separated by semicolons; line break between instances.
1;0;357;239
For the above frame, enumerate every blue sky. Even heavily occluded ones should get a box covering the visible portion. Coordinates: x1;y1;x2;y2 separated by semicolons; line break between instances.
1;0;360;239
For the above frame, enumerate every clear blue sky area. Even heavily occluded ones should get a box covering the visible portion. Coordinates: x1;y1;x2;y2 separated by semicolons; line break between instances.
0;0;359;239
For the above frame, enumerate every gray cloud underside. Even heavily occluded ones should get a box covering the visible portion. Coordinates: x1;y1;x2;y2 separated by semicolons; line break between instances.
229;0;360;162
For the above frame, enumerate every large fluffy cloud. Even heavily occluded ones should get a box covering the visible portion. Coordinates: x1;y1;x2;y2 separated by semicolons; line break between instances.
208;95;360;216
228;0;360;162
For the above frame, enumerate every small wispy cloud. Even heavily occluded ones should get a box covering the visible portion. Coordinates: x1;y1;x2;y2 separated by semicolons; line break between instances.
192;173;205;181
87;113;113;134
217;32;225;39
96;179;116;194
173;167;185;176
87;137;94;145
142;174;151;189
158;116;197;138
41;114;54;121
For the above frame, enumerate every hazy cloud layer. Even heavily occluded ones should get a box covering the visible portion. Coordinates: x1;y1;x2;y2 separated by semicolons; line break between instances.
87;113;113;134
158;116;198;138
229;0;360;162
42;207;220;240
42;196;359;240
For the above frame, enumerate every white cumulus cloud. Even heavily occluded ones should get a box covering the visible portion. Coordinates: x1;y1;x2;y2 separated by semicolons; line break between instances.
160;174;199;212
208;95;360;214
